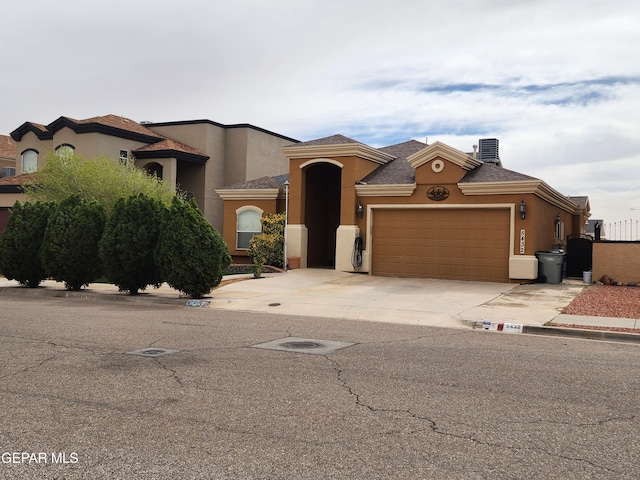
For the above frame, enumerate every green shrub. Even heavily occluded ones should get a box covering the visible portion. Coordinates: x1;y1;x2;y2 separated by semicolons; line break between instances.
0;201;54;287
40;195;106;290
156;197;231;298
248;212;285;269
99;194;163;295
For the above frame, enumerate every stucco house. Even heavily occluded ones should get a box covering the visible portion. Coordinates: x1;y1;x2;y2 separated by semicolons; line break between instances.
216;135;591;283
0;115;298;233
0;135;16;173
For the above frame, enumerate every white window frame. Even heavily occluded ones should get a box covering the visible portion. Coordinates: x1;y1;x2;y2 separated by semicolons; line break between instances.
119;149;129;165
236;206;263;250
21;149;38;173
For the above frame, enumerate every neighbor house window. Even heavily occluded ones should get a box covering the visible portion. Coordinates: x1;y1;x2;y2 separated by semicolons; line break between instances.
55;144;75;159
119;149;129;165
21;149;38;173
236;207;263;250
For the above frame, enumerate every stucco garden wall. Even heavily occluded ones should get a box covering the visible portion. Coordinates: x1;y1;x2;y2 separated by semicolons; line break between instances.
592;242;640;284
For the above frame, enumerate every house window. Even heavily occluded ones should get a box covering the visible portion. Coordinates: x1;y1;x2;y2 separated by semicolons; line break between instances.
55;144;75;159
21;149;38;173
119;149;129;165
236;208;263;250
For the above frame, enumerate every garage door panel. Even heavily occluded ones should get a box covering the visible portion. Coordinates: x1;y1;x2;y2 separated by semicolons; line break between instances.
372;208;510;282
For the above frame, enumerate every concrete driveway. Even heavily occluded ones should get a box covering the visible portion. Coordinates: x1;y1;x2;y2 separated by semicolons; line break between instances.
207;269;586;328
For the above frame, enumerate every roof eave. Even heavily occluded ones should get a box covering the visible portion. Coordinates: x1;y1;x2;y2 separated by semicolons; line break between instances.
134;150;209;164
215;188;280;200
283;143;395;165
355;183;417;197
458;180;580;213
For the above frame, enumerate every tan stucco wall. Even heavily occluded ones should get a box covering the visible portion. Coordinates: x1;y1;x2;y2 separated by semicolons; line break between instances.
148;123;291;232
0;192;27;209
592;242;640;284
221;199;279;257
14;128;148;174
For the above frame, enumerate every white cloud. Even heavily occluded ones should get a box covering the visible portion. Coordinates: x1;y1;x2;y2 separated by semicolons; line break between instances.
2;0;639;225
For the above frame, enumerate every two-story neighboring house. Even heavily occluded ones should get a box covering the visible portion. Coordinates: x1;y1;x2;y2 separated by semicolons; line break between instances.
0;135;16;174
1;115;298;233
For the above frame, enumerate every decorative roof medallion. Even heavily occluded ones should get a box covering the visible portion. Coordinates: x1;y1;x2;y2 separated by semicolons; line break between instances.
427;186;450;201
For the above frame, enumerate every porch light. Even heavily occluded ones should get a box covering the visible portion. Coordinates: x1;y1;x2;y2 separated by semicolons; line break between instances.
356;202;364;219
519;199;526;219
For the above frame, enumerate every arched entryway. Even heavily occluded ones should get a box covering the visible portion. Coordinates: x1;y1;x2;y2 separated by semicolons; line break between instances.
304;162;341;267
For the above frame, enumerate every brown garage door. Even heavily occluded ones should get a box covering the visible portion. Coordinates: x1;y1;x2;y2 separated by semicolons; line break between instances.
371;208;510;282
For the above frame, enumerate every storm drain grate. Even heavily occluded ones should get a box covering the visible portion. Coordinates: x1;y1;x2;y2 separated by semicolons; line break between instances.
125;348;180;358
250;337;355;355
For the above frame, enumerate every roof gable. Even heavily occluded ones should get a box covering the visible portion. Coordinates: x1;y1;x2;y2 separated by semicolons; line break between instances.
407;141;481;171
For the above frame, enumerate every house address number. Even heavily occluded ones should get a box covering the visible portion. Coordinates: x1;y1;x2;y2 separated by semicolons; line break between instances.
520;229;525;254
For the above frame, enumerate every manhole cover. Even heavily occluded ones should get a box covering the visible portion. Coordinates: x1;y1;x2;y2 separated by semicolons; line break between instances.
280;341;322;349
125;348;180;358
250;337;355;355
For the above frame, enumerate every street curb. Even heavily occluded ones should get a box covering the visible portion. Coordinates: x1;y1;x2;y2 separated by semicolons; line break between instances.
0;285;188;306
522;325;640;344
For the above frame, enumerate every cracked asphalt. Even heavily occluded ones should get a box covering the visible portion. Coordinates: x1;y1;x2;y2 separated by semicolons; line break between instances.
1;295;639;479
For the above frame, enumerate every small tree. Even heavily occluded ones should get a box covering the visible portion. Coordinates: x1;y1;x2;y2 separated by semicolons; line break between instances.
248;212;285;272
156;197;231;298
23;152;179;216
0;201;53;287
99;194;163;295
40;195;106;290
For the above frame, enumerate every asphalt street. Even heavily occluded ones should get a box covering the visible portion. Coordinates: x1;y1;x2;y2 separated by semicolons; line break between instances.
1;295;639;479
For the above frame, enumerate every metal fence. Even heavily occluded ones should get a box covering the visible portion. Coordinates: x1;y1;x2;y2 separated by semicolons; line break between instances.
603;219;640;241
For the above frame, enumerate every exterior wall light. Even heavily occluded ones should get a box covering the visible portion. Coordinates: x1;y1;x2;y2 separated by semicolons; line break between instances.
356;202;364;219
519;199;526;219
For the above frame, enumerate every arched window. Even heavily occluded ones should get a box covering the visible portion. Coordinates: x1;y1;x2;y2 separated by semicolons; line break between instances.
21;149;38;173
236;207;263;250
55;143;75;159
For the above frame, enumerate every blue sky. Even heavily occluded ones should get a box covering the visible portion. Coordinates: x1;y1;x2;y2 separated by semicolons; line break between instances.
2;0;639;229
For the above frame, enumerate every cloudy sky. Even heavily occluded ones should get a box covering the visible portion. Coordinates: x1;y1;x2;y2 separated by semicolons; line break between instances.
2;0;639;234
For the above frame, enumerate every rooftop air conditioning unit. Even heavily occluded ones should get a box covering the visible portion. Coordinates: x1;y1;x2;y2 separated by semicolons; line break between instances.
478;138;501;166
2;167;16;178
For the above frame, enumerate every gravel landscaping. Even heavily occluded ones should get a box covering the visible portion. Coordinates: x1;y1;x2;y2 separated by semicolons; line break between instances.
558;285;640;334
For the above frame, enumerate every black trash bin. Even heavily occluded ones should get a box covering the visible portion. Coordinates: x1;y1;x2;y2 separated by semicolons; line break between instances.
536;250;566;284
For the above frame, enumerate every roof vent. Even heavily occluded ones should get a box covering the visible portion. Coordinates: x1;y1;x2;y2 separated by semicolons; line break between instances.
2;167;16;178
478;138;501;166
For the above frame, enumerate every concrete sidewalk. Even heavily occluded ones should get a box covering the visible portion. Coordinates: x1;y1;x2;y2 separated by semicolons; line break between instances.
2;270;638;336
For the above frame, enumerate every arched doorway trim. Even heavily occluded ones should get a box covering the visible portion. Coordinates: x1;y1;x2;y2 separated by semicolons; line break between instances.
299;158;344;170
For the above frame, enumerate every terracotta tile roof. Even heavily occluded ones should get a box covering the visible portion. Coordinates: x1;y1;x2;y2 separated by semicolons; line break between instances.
134;138;207;157
0;173;33;185
0;135;16;157
459;162;538;183
77;115;164;139
359;140;426;184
